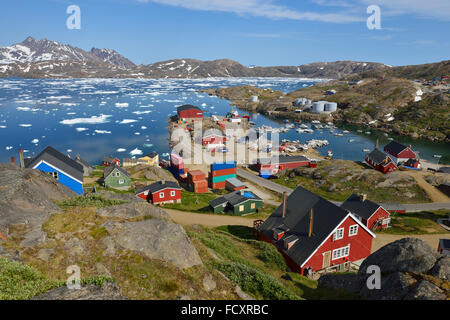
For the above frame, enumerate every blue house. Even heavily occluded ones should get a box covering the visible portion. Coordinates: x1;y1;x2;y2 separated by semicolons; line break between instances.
25;146;84;194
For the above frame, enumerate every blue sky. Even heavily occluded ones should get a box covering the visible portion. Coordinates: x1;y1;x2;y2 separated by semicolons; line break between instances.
0;0;449;66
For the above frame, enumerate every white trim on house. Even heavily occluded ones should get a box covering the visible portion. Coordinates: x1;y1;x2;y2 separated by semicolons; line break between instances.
333;227;344;241
300;213;376;268
349;224;358;236
332;245;350;260
32;160;83;184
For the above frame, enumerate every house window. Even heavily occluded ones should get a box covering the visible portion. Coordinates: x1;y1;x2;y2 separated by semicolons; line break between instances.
159;192;165;199
333;228;344;241
116;172;120;177
239;205;244;212
349;225;358;236
48;171;59;180
118;179;124;185
332;245;350;260
251;203;256;209
170;190;175;197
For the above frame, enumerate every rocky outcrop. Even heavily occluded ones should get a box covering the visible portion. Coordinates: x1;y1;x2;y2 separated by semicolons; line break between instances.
0;164;76;247
102;219;202;270
97;201;168;220
32;282;127;300
318;238;450;300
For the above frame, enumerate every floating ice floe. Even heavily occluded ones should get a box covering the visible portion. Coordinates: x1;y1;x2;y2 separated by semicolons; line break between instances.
76;128;88;132
60;114;111;125
119;119;138;124
134;132;141;135
132;110;152;115
19;124;32;127
94;130;112;134
6;146;13;150
129;148;143;156
115;102;129;108
0;126;6;129
67;149;72;153
116;148;127;152
141;126;147;130
31;139;39;144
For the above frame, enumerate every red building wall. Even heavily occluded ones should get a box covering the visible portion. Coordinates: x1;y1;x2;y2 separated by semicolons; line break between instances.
178;109;203;119
384;147;416;160
302;216;373;273
259;215;374;274
366;207;390;230
150;188;181;204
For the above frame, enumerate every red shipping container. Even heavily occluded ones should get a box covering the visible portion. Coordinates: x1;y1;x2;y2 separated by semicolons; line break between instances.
211;181;226;190
211;167;237;177
193;179;208;193
188;170;206;182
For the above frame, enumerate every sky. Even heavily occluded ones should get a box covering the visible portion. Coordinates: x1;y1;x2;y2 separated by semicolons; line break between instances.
0;0;449;66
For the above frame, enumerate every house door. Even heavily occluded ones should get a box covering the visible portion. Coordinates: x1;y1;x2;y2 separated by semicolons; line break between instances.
323;251;331;269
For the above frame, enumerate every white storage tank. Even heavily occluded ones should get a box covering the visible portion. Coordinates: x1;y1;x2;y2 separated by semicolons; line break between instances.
324;102;338;112
312;101;326;113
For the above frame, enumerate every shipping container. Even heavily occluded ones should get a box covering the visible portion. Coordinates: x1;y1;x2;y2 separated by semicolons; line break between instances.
211;181;226;190
193;179;208;193
211;161;236;171
188;170;206;182
210;167;237;177
212;174;237;184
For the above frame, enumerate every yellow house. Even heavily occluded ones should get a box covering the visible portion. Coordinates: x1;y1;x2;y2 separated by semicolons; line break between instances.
138;152;159;166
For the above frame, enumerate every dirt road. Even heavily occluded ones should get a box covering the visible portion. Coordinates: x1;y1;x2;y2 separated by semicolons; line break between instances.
166;208;255;228
404;171;449;203
372;233;449;253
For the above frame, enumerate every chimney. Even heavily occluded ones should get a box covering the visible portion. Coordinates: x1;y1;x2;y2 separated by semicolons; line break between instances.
360;194;367;202
18;149;25;168
11;157;16;165
282;192;288;218
308;208;314;238
161;180;165;185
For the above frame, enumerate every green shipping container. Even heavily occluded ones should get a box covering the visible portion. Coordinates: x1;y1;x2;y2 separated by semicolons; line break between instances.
211;174;237;183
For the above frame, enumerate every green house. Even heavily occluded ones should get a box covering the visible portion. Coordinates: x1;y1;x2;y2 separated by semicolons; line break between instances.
103;165;131;189
209;190;263;215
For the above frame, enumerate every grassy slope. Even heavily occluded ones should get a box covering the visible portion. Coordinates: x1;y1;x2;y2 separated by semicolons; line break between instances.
271;160;430;203
376;210;450;235
189;226;359;300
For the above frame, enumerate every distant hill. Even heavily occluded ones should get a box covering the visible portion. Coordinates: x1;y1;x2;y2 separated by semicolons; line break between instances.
0;37;387;79
346;60;450;81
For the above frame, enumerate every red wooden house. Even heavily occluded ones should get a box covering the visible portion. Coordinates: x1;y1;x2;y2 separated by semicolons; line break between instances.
258;187;376;275
102;156;121;167
202;134;227;146
256;155;310;176
341;194;391;230
177;104;204;120
383;141;418;165
365;148;397;174
135;180;182;205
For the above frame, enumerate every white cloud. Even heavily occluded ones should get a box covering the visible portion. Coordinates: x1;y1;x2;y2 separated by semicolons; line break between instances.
358;0;450;21
138;0;364;23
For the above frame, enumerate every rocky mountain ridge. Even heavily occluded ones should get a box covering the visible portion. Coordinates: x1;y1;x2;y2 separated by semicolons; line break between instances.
0;37;387;79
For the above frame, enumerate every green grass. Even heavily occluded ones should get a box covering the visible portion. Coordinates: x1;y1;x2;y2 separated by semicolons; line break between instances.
161;190;223;213
0;257;62;300
57;194;128;210
377;210;450;235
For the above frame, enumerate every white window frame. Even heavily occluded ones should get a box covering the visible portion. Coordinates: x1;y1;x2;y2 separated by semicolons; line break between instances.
239;205;244;212
170;190;176;197
349;225;358;237
332;245;350;260
333;228;344;241
159;192;165;199
49;171;59;179
118;179;124;185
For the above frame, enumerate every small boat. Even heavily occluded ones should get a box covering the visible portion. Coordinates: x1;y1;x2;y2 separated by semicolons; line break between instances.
434;154;442;158
348;139;355;143
343;130;349;134
357;129;363;133
327;150;333;157
363;149;370;152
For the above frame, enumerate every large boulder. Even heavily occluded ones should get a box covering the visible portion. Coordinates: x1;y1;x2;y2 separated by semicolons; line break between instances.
102;219;202;270
319;238;449;300
32;282;126;300
358;238;440;275
0;164;76;246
